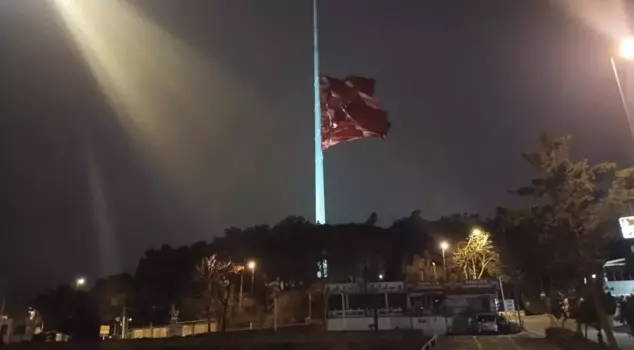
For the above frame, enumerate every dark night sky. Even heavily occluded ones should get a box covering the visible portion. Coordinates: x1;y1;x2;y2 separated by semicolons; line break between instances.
1;0;633;296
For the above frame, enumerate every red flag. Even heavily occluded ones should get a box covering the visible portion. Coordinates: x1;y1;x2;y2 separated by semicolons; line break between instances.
320;75;390;150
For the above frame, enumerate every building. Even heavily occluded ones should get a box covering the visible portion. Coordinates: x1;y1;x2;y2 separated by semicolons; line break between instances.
129;319;218;339
601;215;634;297
325;280;498;333
0;316;12;345
0;308;45;345
604;258;634;297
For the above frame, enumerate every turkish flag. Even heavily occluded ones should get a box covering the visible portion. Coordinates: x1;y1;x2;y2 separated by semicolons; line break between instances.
320;75;390;150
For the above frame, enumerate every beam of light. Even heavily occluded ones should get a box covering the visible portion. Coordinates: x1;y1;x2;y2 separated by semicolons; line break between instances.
47;0;265;230
551;0;631;45
84;140;119;276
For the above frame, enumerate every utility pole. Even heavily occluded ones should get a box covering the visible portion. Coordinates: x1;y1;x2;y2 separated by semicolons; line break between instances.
0;296;5;344
120;307;127;339
273;296;278;331
308;293;312;322
498;276;507;311
239;269;244;311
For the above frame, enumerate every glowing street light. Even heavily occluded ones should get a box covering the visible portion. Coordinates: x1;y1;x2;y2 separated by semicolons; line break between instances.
378;274;384;280
247;260;256;295
75;277;86;291
471;228;483;236
439;241;449;279
239;260;257;311
620;37;634;60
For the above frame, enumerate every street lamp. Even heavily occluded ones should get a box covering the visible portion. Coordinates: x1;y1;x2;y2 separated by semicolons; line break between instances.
471;228;483;236
239;260;257;311
247;260;256;296
378;274;384;280
75;277;86;291
439;241;449;279
620;37;634;60
610;37;634;140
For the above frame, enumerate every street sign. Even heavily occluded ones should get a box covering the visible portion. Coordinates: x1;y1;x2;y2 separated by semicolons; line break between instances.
99;325;110;337
504;299;516;312
620;216;634;239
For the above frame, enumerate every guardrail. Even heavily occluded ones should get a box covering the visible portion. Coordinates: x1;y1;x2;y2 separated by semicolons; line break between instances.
420;334;438;350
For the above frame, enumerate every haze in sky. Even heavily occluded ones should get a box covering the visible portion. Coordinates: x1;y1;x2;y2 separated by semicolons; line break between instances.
0;0;632;295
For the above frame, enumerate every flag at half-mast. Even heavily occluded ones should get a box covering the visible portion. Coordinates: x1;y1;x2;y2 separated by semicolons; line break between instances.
320;75;391;150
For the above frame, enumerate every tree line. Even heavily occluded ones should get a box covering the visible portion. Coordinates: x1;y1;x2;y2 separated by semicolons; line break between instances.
31;135;634;347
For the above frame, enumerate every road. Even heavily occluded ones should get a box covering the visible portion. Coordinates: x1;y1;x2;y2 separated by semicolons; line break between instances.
522;314;634;350
436;335;561;350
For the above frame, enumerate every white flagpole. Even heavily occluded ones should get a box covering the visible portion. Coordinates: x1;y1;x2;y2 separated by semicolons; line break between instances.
313;0;326;224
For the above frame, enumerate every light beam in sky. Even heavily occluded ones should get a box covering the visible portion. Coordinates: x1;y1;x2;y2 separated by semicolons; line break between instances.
84;139;119;275
552;0;631;45
47;0;267;235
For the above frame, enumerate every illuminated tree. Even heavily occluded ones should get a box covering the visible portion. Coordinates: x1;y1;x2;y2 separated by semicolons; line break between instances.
452;229;500;280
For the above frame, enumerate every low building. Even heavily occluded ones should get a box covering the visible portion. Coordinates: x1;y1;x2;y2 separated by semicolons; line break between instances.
325;280;499;334
0;309;44;345
0;316;12;345
603;258;634;296
129;319;218;339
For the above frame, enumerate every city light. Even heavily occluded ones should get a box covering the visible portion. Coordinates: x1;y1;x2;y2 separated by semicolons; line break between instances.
378;274;384;280
247;260;256;270
471;228;483;236
440;241;449;251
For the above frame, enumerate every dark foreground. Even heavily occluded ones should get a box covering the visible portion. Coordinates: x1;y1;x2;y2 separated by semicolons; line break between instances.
437;335;560;350
5;330;433;350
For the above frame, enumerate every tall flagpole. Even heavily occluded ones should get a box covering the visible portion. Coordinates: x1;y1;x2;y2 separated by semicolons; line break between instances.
313;0;326;224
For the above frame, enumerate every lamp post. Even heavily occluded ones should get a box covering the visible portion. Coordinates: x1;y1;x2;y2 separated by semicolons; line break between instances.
610;37;634;142
248;260;256;296
75;277;86;291
239;267;244;311
239;260;257;311
439;241;449;279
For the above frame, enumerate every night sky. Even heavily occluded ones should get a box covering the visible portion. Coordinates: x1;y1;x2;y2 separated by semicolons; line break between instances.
1;0;633;296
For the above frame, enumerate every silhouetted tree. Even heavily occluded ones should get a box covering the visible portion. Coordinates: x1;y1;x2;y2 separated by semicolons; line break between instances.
197;255;241;332
405;255;439;282
365;212;378;226
513;134;634;350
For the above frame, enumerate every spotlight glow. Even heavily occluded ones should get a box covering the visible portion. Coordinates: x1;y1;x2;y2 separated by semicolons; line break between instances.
47;0;267;227
620;37;634;60
551;0;630;42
